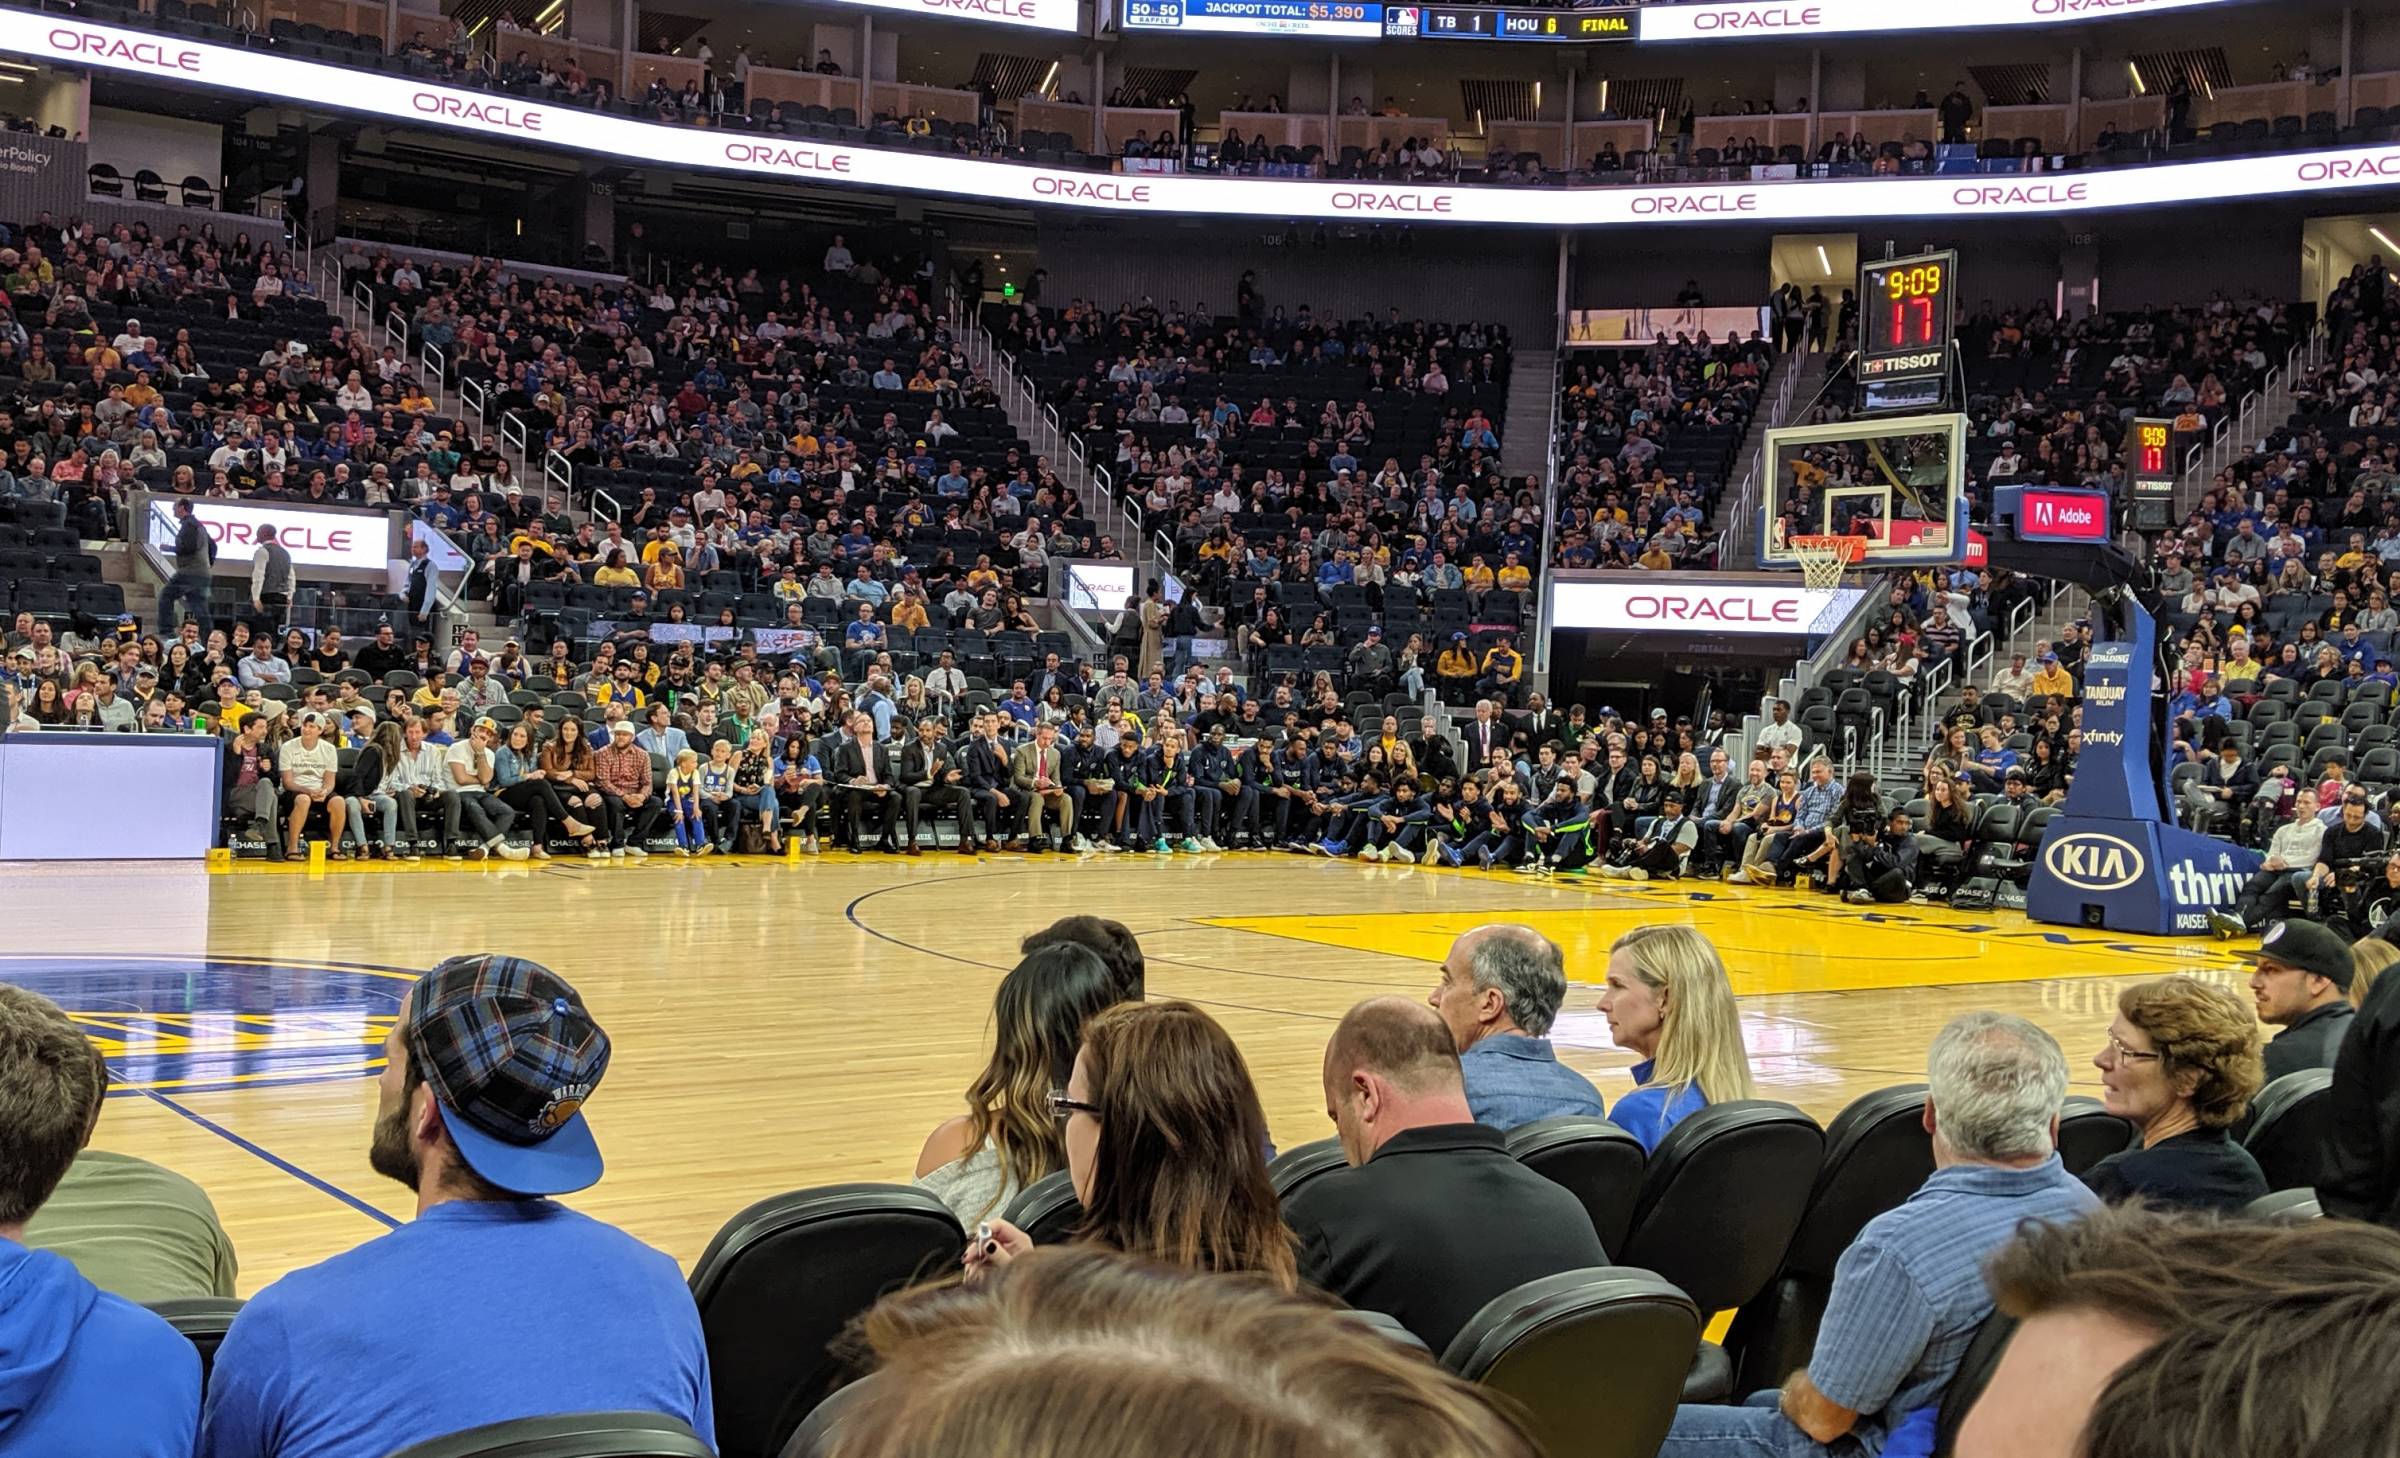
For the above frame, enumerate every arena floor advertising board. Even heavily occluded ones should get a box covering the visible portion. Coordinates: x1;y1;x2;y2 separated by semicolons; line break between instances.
14;14;2400;227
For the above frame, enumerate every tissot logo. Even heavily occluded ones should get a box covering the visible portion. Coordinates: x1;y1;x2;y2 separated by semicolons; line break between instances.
1689;5;1822;28
48;27;198;71
2297;155;2400;182
1953;181;2088;207
1033;175;1151;202
723;141;854;176
2044;833;2144;892
412;92;543;132
1631;192;1758;215
1328;190;1452;214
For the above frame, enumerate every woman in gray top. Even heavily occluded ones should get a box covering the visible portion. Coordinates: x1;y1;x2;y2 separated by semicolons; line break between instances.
914;943;1121;1225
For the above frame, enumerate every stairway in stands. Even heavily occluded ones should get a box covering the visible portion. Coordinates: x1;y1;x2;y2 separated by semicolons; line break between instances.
1500;348;1555;480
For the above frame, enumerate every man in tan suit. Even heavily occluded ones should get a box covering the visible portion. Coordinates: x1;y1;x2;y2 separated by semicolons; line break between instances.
1010;721;1074;851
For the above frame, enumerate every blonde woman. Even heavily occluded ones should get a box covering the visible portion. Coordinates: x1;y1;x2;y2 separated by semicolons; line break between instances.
1597;924;1755;1150
2354;937;2399;1010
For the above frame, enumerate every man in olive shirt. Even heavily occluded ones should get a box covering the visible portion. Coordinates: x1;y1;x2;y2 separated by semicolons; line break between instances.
23;1062;236;1302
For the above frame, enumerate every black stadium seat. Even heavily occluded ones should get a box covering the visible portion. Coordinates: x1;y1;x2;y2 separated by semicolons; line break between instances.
2241;1068;2335;1192
1441;1267;1698;1458
999;1169;1085;1245
144;1297;243;1388
687;1183;962;1458
384;1411;714;1458
776;1373;881;1458
1266;1135;1350;1203
1502;1115;1646;1253
1726;1084;1935;1393
1930;1314;2017;1457
2056;1095;2135;1175
1616;1101;1825;1402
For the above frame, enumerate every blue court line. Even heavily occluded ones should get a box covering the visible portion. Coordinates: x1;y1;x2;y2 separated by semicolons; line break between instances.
124;1082;401;1231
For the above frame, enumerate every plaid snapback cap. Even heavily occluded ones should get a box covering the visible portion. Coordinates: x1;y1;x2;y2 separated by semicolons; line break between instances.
407;955;612;1195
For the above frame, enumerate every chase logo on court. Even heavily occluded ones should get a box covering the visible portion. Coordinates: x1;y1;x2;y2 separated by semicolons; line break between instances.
0;955;413;1094
2043;833;2144;892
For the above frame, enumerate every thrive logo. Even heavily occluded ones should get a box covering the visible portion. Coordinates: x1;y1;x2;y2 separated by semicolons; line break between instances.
2043;832;2144;891
2168;857;2246;908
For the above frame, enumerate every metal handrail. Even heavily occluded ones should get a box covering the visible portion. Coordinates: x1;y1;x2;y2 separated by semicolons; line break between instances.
544;447;576;507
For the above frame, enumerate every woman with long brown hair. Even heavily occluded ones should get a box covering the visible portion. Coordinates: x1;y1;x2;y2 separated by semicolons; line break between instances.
969;1000;1295;1290
539;716;604;858
914;943;1122;1224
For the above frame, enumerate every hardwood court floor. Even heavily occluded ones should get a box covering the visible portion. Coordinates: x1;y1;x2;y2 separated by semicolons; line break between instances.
2;851;2247;1295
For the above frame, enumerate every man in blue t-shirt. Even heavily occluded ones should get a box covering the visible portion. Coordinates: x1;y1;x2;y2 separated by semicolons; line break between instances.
0;984;198;1458
199;956;713;1458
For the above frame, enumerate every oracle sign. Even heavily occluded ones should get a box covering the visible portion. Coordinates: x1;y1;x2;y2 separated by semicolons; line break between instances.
1550;578;1863;637
9;11;2395;229
1640;0;2236;39
849;0;1077;27
143;496;397;579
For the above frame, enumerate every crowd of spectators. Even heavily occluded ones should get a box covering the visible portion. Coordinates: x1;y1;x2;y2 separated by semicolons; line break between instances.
4;905;2394;1457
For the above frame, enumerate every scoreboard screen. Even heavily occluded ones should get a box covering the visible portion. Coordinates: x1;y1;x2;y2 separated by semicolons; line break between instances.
1857;249;1956;411
2129;417;2175;496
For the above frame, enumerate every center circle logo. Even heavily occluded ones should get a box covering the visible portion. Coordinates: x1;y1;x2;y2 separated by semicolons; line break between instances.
0;955;414;1093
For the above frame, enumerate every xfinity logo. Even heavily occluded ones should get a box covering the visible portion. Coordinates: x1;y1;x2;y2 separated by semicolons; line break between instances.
412;92;543;132
1034;175;1151;202
2297;156;2400;182
48;27;198;71
2044;833;2143;891
1632;192;1758;215
2079;729;2126;746
1690;5;1822;28
1329;191;1452;214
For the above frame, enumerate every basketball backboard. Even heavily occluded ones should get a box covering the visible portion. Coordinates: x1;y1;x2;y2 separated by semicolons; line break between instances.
1757;412;1970;570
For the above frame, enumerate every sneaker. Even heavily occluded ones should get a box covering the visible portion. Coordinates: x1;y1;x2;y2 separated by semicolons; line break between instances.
1440;845;1463;867
1596;864;1627;879
1387;844;1415;865
587;848;608;861
1845;888;1874;903
698;844;717;857
609;847;628;859
1200;836;1222;852
1626;867;1650;881
626;846;650;860
444;852;465;863
2205;909;2246;941
1725;868;1752;884
1096;839;1122;854
1072;834;1094;853
1359;843;1383;862
496;842;530;862
1182;837;1203;853
1154;837;1174;854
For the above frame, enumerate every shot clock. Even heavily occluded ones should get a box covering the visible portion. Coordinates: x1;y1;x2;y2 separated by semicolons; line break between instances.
2127;415;2176;530
1857;249;1958;413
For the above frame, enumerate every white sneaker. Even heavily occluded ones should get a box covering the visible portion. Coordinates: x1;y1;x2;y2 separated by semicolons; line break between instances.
1360;844;1383;862
1202;836;1223;852
626;846;650;860
496;842;530;862
1072;835;1094;853
1097;840;1122;854
588;848;608;861
1725;868;1751;884
1627;867;1650;881
609;847;628;858
1388;844;1415;864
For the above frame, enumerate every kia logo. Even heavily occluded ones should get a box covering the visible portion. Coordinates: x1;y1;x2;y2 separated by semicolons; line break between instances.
48;28;199;71
2043;832;2144;891
412;92;544;133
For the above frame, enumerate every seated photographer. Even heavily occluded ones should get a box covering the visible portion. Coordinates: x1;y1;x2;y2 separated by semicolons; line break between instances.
2209;789;2324;938
1836;806;1923;904
2315;789;2390;918
1596;791;1698;881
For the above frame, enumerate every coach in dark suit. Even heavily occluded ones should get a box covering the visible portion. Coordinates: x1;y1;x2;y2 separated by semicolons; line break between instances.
1282;996;1605;1354
832;711;897;852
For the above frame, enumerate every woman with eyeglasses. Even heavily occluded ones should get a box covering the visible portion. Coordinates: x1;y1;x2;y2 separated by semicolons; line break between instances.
964;1000;1295;1291
916;943;1122;1225
2085;976;2268;1212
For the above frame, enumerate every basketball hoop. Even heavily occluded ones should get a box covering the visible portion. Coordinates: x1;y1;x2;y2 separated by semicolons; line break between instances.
1790;534;1866;590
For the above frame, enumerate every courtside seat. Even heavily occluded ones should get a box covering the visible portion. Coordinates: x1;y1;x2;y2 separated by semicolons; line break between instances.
385;1412;713;1458
1442;1267;1698;1458
2242;1068;2334;1193
1267;1136;1350;1204
144;1297;243;1388
2057;1095;2135;1175
1503;1115;1646;1254
1726;1084;1935;1393
1000;1169;1086;1246
1617;1101;1824;1402
688;1183;962;1458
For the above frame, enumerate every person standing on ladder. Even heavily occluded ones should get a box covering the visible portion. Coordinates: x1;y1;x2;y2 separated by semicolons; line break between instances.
249;523;295;639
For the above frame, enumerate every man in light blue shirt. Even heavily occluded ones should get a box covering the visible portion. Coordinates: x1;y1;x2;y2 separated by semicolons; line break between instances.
633;704;688;764
1427;924;1605;1130
1657;1012;2095;1458
200;955;712;1458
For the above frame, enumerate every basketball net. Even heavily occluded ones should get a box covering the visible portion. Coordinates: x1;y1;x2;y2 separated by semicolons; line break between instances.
1790;534;1864;590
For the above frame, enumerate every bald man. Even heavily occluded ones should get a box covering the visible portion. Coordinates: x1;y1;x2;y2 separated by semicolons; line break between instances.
1282;996;1606;1354
1429;924;1606;1130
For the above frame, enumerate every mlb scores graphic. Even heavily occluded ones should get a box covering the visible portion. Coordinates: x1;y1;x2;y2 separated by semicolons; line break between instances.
2040;832;2248;934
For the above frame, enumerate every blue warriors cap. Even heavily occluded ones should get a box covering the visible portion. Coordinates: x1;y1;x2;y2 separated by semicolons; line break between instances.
406;955;611;1195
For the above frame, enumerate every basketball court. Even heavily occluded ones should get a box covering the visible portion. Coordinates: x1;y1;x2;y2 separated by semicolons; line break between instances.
8;853;2240;1295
